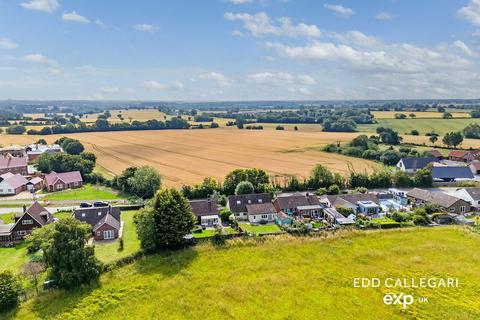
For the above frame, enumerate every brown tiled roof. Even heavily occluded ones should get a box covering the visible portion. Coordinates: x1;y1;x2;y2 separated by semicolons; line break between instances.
0;157;27;169
25;201;53;225
228;193;272;213
246;202;276;215
0;173;28;189
189;199;219;217
427;150;442;158
93;213;121;232
274;193;319;210
406;188;464;208
45;171;83;186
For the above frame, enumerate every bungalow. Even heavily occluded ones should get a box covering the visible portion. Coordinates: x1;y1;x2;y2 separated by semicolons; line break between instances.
431;166;474;182
448;150;479;163
73;206;121;240
469;161;480;174
396;157;438;173
0;173;28;195
320;193;381;215
10;201;54;240
44;171;83;192
273;193;322;219
189;199;220;227
406;188;471;214
245;202;277;224
227;193;272;221
0;223;14;244
0;156;28;176
323;208;355;225
453;188;480;209
25;144;63;163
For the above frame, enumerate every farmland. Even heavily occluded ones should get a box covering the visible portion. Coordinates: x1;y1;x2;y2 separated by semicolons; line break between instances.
0;129;380;187
358;118;480;136
371;111;470;119
4;227;480;319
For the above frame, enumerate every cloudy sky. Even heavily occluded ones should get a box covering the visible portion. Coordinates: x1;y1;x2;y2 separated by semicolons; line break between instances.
1;0;480;100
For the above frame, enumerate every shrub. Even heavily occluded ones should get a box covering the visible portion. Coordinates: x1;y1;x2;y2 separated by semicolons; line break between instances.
0;271;22;311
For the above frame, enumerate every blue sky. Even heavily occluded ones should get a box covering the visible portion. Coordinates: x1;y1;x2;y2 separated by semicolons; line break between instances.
1;0;480;100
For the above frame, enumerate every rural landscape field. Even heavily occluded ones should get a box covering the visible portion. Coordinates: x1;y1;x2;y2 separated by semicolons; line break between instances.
4;227;480;320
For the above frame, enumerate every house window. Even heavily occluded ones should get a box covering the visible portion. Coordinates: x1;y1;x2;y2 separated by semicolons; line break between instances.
73;182;79;186
103;230;114;240
56;184;63;190
17;231;27;236
460;206;466;213
248;200;252;204
261;214;268;219
98;212;102;216
236;200;241;205
258;199;263;203
81;213;86;217
449;207;455;212
22;219;33;225
7;189;12;193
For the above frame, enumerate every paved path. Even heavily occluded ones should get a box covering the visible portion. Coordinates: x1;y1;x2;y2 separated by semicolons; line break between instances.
0;206;77;214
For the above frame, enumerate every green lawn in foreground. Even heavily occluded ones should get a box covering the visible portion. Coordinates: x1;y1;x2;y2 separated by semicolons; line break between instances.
44;184;123;201
94;210;141;264
358;118;480;136
239;223;282;234
4;227;480;319
192;229;216;238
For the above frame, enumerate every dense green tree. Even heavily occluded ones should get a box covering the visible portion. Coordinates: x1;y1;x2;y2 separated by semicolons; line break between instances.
392;171;413;187
63;141;85;155
223;168;269;195
379;150;401;165
307;164;343;189
235;181;255;195
442;132;463;148
378;128;402;145
0;271;22;311
36;153;94;176
127;166;162;199
35;139;47;145
135;189;196;251
413;168;433;187
349;173;370;188
429;135;438;145
6;125;26;135
181;177;220;199
327;184;340;195
463;123;480;139
42;218;101;289
80;152;97;164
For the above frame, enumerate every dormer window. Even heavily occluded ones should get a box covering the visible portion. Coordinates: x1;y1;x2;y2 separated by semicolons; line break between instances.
248;200;252;204
98;212;102;216
236;200;241;205
81;213;86;217
258;199;263;203
22;219;33;225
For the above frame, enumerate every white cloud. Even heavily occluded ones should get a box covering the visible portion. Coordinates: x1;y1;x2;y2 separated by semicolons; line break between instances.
62;11;90;24
224;12;321;38
199;72;232;87
247;72;315;86
298;74;316;85
21;0;58;13
334;30;380;47
134;24;156;33
95;19;106;28
99;86;120;94
457;0;480;26
454;40;476;56
376;12;393;21
22;53;61;74
0;38;18;50
144;80;184;91
324;4;355;17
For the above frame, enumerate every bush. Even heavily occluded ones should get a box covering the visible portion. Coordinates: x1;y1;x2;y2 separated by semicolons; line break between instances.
327;184;340;195
0;271;22;311
235;181;255;195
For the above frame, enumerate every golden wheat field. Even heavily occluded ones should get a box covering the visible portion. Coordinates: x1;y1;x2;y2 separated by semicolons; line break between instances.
0;129;380;187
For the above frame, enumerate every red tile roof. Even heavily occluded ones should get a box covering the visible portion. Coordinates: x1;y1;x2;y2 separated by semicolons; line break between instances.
0;157;27;169
0;173;28;189
45;171;83;186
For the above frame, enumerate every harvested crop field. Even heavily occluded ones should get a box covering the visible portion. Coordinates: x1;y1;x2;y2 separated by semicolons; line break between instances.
0;129;380;186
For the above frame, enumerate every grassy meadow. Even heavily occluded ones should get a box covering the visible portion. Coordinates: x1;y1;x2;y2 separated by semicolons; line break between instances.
43;185;123;202
3;227;480;319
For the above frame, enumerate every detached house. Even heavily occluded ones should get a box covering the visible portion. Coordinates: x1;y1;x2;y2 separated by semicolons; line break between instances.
10;201;54;240
25;144;63;162
273;193;322;219
448;150;479;163
73;206;121;240
453;188;480;209
396;157;437;173
320;193;381;215
406;188;471;214
45;171;83;192
0;156;28;176
0;145;25;158
227;193;272;221
245;202;277;224
189;199;220;227
0;173;28;195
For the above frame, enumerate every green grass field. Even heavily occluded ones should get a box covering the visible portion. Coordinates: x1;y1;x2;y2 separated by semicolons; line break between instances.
43;185;123;202
239;223;282;235
3;227;480;319
358;118;480;136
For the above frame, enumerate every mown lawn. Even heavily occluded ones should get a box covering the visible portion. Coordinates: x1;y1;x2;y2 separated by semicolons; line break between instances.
94;210;140;264
239;223;282;235
43;184;123;202
192;229;216;239
3;227;480;319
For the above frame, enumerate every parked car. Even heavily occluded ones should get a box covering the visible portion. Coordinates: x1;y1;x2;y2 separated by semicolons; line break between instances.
93;201;109;207
80;202;92;208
